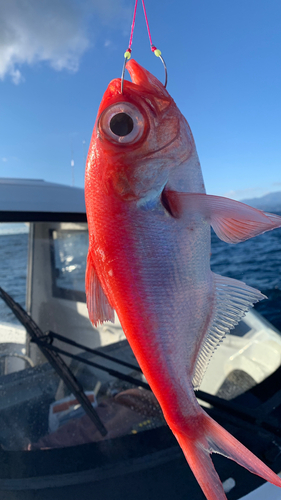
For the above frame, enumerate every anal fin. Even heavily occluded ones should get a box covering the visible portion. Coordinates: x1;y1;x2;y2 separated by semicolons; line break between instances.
192;273;266;389
85;251;115;326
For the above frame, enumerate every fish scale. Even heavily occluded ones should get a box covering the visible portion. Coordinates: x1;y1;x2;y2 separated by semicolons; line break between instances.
85;59;281;500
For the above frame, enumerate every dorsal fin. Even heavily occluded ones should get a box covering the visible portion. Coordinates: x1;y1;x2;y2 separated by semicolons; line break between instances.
85;251;115;326
192;273;266;390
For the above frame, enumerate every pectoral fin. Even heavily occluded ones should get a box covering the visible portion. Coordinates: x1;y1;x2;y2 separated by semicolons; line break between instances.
166;191;281;243
85;251;115;326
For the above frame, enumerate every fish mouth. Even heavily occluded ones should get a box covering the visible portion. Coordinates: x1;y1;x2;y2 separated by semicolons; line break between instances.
125;59;147;86
126;59;169;97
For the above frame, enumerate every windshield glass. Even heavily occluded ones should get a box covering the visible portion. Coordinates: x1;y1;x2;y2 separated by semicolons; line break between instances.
0;220;280;454
0;221;164;452
51;226;88;301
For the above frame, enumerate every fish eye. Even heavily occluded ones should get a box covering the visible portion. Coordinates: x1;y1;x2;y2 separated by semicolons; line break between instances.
110;113;134;137
99;102;145;144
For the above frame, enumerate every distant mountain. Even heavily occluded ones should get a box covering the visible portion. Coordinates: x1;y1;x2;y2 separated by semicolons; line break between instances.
241;191;281;212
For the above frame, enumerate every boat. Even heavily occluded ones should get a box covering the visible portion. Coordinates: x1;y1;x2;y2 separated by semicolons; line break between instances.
0;177;281;499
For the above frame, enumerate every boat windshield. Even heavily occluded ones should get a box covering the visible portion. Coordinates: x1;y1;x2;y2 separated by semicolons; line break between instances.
0;220;280;457
0;221;166;452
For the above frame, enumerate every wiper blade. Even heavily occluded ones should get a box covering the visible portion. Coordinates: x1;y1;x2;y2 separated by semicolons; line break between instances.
32;337;150;391
0;287;107;437
45;330;142;373
2;288;280;440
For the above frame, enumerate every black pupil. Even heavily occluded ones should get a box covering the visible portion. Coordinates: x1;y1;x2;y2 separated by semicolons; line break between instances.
110;113;134;137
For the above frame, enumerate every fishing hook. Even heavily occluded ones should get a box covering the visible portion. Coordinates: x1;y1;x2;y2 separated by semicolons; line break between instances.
121;56;127;94
121;52;168;94
159;53;168;88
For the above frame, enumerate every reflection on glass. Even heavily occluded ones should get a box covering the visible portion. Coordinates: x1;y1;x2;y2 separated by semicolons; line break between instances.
52;229;88;295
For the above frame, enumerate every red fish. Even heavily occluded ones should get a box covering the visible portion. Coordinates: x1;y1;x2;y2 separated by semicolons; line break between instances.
85;59;281;500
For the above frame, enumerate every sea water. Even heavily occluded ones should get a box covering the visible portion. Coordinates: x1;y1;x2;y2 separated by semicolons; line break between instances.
210;218;281;331
0;224;29;324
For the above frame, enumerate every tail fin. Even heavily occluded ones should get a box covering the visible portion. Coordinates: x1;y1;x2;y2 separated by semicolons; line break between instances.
174;411;281;500
176;431;228;500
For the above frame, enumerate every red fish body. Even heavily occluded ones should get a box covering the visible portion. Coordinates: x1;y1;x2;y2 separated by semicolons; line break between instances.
85;60;281;500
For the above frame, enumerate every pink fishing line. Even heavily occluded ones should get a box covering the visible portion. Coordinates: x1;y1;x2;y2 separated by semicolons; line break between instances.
141;0;153;49
128;0;138;50
127;0;156;52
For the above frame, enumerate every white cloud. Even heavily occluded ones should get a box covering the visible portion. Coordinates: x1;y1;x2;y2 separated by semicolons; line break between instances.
0;0;130;84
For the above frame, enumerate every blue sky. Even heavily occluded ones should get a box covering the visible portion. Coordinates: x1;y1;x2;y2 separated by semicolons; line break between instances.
0;0;280;200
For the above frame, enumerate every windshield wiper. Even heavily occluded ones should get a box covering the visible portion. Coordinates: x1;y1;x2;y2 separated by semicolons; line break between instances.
1;287;281;443
43;330;142;373
0;286;107;437
31;337;150;390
